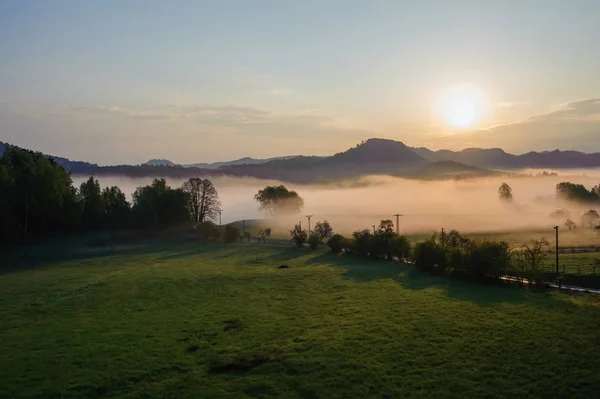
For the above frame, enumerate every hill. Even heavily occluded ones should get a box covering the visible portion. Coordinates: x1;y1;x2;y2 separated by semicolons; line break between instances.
412;146;600;169
3;138;600;183
403;160;500;180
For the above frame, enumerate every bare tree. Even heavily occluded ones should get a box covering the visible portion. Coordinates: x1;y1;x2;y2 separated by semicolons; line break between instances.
314;221;333;242
259;228;272;243
565;219;577;231
182;178;222;226
521;238;550;272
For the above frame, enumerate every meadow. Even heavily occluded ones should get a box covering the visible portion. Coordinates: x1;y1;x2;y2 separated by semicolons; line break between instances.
1;239;600;398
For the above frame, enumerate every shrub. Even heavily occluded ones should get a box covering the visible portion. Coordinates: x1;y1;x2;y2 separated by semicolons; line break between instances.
327;234;346;253
413;239;445;273
223;226;241;243
308;234;321;250
464;240;510;282
290;224;307;248
350;229;372;256
390;235;412;262
197;221;221;240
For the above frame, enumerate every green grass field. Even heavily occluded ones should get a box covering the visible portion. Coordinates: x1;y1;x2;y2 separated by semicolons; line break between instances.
541;252;600;275
2;240;600;398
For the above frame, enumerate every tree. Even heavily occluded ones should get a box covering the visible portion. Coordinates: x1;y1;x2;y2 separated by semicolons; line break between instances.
223;225;241;243
327;234;346;253
0;146;77;243
258;228;272;243
581;209;600;228
182;178;221;226
556;182;599;203
102;186;131;230
254;185;304;216
520;239;549;276
290;223;307;248
565;219;577;231
197;221;221;240
308;234;321;250
313;221;333;242
498;183;513;201
592;183;600;198
350;229;372;256
132;178;189;230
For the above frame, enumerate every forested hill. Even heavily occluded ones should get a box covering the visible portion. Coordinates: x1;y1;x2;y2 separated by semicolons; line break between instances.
2;138;600;183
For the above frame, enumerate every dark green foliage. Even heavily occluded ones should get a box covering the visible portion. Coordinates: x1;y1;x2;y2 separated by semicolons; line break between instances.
327;233;346;253
0;146;78;244
131;178;190;230
556;182;600;203
196;221;221;240
80;177;105;230
290;224;307;248
223;225;241;243
413;239;445;272
254;185;304;216
413;230;511;283
389;235;412;262
308;234;321;250
350;229;372;256
102;186;130;229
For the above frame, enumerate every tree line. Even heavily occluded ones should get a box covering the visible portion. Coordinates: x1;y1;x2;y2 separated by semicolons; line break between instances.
0;146;223;246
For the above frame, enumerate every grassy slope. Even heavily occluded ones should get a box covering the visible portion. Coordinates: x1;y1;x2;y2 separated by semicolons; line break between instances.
1;242;600;398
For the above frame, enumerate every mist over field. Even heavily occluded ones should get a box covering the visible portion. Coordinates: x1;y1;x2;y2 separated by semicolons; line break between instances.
73;169;600;238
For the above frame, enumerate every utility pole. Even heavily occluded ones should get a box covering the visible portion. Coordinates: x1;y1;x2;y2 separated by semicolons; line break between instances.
554;226;559;276
372;225;376;235
218;210;222;226
393;214;403;235
299;221;302;230
305;215;313;238
441;228;445;251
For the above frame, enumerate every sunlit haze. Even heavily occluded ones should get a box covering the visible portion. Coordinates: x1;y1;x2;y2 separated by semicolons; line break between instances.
2;1;600;164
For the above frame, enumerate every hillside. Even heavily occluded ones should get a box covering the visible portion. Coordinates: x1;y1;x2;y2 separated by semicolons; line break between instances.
412;146;600;169
403;160;500;180
3;138;600;183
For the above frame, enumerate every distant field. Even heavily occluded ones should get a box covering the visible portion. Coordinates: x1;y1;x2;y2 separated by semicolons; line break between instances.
1;240;600;398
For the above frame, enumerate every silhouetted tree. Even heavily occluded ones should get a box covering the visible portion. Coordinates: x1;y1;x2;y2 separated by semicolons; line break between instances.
255;185;304;216
498;183;513;201
182;178;221;226
102;186;130;229
290;223;307;248
582;209;600;228
313;220;333;242
565;219;577;231
259;228;272;243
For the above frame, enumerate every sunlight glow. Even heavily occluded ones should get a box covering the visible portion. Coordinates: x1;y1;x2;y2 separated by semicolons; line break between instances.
438;85;487;129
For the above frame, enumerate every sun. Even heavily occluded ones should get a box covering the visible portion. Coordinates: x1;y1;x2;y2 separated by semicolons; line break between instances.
438;84;487;129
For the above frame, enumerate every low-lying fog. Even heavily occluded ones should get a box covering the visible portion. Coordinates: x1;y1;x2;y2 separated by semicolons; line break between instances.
72;169;600;236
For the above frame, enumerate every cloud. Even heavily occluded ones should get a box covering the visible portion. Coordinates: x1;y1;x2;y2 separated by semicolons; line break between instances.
461;99;600;153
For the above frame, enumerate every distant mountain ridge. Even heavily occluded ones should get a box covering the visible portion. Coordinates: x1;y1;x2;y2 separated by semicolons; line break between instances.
411;146;600;169
144;155;311;169
2;138;600;183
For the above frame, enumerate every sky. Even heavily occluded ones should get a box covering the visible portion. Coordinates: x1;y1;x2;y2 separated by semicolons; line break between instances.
1;0;600;165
